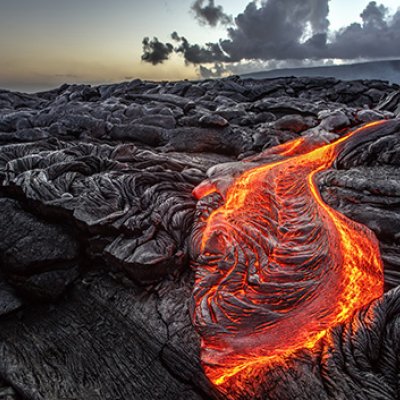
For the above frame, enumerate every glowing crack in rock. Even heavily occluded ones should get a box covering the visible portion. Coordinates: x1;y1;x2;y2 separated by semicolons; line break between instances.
191;121;386;390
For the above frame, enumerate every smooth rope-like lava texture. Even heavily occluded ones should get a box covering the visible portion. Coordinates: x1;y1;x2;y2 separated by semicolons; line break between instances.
191;121;387;392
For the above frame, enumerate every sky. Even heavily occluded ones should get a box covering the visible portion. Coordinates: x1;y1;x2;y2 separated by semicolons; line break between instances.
0;0;399;92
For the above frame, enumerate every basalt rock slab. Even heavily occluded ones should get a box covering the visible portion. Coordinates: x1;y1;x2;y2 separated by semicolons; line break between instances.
0;197;79;301
0;77;400;400
0;280;22;317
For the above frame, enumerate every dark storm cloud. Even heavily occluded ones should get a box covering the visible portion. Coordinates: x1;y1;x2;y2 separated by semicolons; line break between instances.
141;1;400;68
191;0;232;27
218;0;331;62
141;37;174;65
142;0;331;65
171;32;231;64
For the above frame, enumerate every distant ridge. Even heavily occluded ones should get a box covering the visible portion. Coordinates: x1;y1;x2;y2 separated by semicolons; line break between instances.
241;59;400;83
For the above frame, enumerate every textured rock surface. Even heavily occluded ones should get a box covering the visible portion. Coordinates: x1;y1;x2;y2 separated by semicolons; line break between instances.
0;76;400;399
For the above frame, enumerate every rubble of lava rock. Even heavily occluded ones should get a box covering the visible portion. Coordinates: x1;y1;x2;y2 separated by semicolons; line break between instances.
0;76;400;400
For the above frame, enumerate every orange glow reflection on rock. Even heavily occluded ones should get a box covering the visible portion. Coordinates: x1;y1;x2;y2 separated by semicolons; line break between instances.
191;121;385;391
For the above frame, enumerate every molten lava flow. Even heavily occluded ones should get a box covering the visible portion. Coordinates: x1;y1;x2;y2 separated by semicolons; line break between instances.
191;121;386;391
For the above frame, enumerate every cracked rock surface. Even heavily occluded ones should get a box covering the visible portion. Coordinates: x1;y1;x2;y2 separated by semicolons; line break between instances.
1;76;400;399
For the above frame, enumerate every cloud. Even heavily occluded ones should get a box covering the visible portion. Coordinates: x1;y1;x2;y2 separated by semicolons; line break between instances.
171;32;231;64
197;59;337;79
199;63;228;78
328;1;400;59
217;0;331;62
191;0;232;27
141;1;400;71
141;37;174;65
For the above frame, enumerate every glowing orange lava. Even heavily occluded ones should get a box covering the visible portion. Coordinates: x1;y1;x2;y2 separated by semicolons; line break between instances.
191;121;386;392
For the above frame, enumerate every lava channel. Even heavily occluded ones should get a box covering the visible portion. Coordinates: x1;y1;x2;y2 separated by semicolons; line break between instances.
190;121;386;389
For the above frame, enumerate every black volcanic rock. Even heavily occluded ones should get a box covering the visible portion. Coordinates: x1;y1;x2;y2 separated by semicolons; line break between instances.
0;76;400;400
0;280;22;317
271;114;316;132
199;114;229;128
0;198;79;300
377;90;400;116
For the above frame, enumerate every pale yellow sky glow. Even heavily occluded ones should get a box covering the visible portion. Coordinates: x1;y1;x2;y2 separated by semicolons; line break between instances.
0;0;209;91
0;53;198;92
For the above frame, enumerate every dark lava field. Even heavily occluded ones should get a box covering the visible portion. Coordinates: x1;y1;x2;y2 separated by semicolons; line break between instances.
0;76;400;400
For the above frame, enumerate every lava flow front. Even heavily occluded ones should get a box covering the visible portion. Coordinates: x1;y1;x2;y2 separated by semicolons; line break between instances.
191;121;386;391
